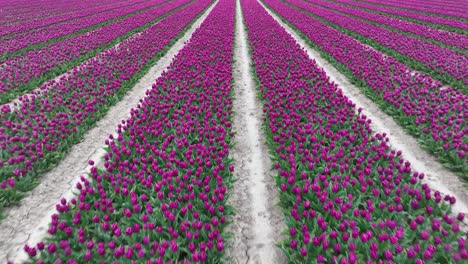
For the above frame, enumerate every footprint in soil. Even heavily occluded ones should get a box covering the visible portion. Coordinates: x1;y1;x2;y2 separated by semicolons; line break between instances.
255;243;265;249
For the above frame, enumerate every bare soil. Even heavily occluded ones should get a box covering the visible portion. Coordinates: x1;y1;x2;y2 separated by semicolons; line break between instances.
225;1;286;263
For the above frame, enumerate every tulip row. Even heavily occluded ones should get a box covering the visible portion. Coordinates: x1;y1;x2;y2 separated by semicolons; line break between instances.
20;0;236;262
329;0;468;35
0;0;150;38
262;0;468;178
0;0;128;26
0;0;122;13
285;0;467;91
0;0;169;57
0;0;191;104
0;0;213;215
305;0;468;51
360;0;468;20
242;0;467;262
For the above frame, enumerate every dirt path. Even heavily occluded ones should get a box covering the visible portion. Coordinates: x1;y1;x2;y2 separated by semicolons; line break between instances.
0;2;218;262
225;1;286;263
258;0;468;224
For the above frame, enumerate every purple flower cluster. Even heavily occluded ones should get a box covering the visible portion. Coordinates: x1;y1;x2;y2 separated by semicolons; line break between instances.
0;0;212;204
0;0;172;56
0;0;192;103
287;0;468;84
263;0;468;178
307;0;468;50
0;0;126;27
332;0;468;32
361;0;468;20
242;0;467;262
21;0;235;262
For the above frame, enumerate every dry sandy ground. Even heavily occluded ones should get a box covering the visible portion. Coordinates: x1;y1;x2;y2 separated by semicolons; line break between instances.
0;2;218;262
259;0;468;225
224;0;286;263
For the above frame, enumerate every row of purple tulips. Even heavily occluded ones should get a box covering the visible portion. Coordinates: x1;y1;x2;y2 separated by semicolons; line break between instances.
263;0;468;179
0;0;212;215
305;0;468;51
285;0;467;91
19;0;236;262
0;0;128;26
0;0;165;56
360;0;468;20
330;0;468;33
243;0;467;262
0;0;189;104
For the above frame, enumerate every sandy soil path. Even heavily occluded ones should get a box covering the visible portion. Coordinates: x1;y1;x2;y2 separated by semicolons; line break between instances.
225;0;286;263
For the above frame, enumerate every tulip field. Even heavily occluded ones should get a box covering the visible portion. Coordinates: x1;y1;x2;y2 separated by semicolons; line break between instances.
0;0;467;263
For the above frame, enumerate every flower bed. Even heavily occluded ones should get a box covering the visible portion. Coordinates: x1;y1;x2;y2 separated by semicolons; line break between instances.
360;0;468;20
330;0;468;34
0;0;190;104
285;0;468;91
262;0;468;179
305;0;468;51
0;0;128;27
20;0;236;262
242;0;467;261
0;0;170;57
0;0;213;214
